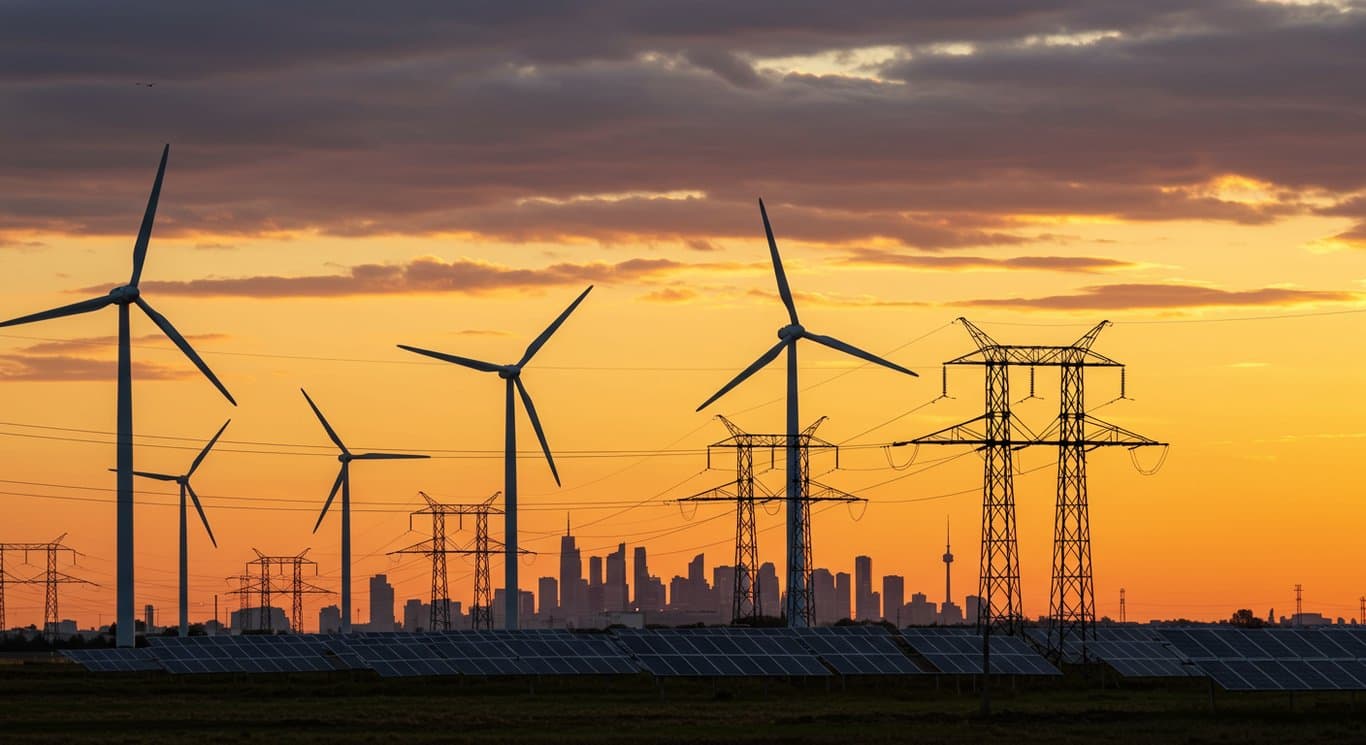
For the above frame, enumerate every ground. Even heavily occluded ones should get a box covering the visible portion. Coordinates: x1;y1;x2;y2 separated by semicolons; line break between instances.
2;660;1364;743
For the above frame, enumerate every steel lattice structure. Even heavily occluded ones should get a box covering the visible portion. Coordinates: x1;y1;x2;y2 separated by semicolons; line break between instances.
0;535;93;642
896;318;1164;661
389;491;505;631
681;416;861;626
227;549;330;633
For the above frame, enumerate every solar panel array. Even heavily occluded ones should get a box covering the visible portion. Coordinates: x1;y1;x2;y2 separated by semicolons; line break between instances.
489;630;639;675
1021;626;1202;677
149;635;335;674
1160;628;1366;691
62;647;162;672
900;628;1060;675
615;628;830;677
795;626;926;675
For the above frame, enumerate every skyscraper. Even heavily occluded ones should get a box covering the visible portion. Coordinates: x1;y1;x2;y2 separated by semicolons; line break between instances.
588;555;605;614
369;574;395;632
538;576;559;618
559;517;583;618
758;562;779;618
882;575;905;623
606;543;628;612
854;555;877;621
811;568;836;625
632;546;649;611
834;572;851;622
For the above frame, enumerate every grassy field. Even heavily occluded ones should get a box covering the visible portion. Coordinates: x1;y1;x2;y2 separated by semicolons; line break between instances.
2;659;1365;743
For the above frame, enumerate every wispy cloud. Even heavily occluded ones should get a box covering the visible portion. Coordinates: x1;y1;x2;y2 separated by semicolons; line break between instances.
15;332;230;356
953;283;1361;311
839;248;1136;273
0;354;193;382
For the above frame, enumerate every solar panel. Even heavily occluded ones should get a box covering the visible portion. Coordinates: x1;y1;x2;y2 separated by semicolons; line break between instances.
1157;627;1366;691
63;647;163;672
795;627;925;675
899;628;1059;676
486;630;639;675
147;635;246;674
614;628;829;677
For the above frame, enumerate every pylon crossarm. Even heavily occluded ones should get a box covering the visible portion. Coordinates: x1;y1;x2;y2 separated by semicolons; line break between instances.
893;415;989;447
1079;415;1165;447
805;481;865;503
678;481;741;502
388;538;440;556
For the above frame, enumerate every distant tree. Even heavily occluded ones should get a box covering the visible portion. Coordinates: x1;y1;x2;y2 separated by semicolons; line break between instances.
1230;608;1263;628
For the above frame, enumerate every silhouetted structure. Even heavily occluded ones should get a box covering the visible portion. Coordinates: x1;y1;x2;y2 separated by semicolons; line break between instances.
228;549;330;633
389;491;501;631
0;535;91;642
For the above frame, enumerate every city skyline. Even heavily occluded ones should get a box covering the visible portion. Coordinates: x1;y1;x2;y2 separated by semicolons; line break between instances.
3;0;1366;637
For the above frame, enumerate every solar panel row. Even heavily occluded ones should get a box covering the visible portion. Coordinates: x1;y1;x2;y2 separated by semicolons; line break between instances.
899;628;1060;676
1158;628;1366;691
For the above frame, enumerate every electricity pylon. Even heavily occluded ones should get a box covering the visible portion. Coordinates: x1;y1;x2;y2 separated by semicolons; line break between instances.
895;318;1164;663
0;535;93;642
681;415;861;625
389;491;503;631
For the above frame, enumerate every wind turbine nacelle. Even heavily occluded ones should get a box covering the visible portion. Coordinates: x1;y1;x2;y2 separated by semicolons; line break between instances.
497;365;521;379
778;324;805;341
108;285;141;304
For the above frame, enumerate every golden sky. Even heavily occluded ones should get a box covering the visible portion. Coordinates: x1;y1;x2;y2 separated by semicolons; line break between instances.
1;1;1364;629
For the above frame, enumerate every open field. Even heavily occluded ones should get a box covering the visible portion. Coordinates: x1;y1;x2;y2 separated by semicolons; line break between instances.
2;659;1365;743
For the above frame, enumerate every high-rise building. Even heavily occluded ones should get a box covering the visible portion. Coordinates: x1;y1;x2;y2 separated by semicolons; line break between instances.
834;572;851;622
402;598;426;632
905;592;937;626
559;518;583;619
713;565;736;622
882;575;905;623
538;576;559;618
369;574;395;632
758;562;779;618
493;588;535;628
811;568;836;625
854;556;877;621
965;595;983;626
588;556;605;614
633;546;649;611
319;605;341;633
606;543;628;612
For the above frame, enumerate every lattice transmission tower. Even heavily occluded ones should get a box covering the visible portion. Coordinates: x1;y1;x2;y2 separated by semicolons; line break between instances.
227;549;331;633
681;415;861;625
896;318;1163;662
390;491;503;631
0;535;93;642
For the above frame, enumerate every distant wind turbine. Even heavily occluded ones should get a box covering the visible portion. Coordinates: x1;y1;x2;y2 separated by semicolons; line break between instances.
397;285;592;630
302;388;428;633
0;145;236;647
696;199;917;627
117;420;230;637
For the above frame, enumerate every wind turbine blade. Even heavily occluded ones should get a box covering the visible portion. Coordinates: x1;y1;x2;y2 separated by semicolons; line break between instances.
396;345;501;372
0;295;114;328
313;467;345;533
135;297;236;405
514;377;560;486
759;199;798;325
300;388;346;453
804;332;919;378
352;452;430;461
185;482;217;548
130;144;170;287
187;419;230;477
518;285;593;367
695;339;787;412
117;469;178;482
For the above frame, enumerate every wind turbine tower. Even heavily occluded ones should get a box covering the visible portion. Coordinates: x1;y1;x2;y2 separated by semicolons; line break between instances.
697;200;917;627
0;145;236;647
122;420;230;637
302;389;428;633
398;286;592;630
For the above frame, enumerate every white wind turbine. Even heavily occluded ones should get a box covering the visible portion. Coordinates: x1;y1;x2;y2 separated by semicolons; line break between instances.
119;420;230;637
696;199;918;627
302;388;428;633
0;145;235;647
397;285;592;630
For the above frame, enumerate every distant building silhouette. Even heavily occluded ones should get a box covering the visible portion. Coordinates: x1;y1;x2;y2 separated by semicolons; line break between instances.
882;575;905;623
369;574;395;632
319;605;341;633
834;571;851;622
812;568;836;625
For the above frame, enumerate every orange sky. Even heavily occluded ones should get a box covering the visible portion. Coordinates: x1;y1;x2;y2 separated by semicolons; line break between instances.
2;1;1365;630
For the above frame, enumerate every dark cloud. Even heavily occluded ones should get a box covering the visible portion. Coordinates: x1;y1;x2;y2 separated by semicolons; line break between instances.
79;256;750;298
0;354;193;382
839;248;1135;272
954;283;1362;311
0;1;1362;246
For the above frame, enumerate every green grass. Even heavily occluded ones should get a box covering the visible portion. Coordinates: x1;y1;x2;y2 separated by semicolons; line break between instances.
2;661;1364;743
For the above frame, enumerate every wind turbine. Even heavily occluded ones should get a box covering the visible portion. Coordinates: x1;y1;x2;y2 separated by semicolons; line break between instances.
117;420;230;637
696;199;917;627
397;285;592;630
301;388;428;633
0;145;235;647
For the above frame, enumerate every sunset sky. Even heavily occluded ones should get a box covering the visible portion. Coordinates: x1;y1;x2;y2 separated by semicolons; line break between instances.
1;1;1364;631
